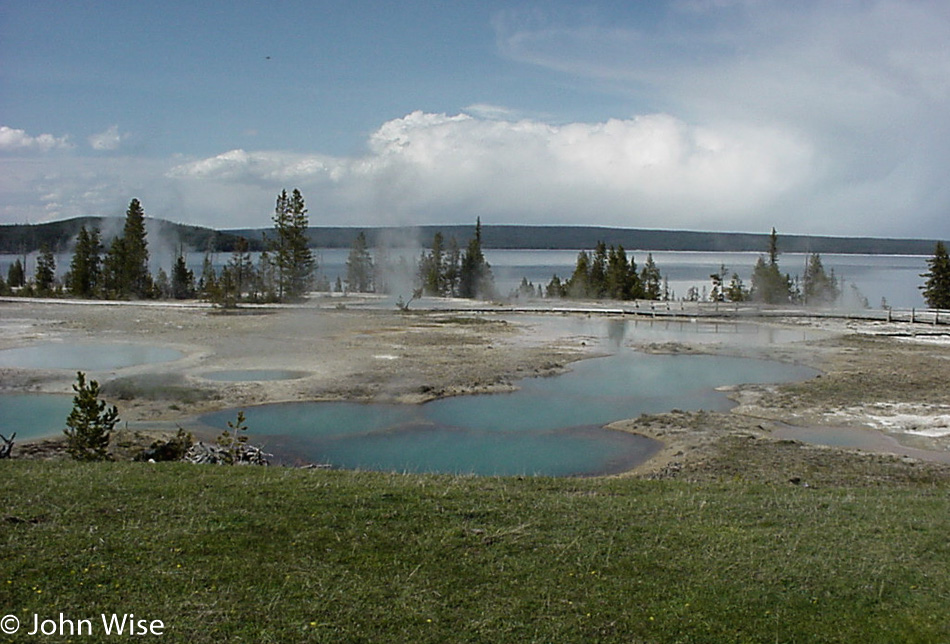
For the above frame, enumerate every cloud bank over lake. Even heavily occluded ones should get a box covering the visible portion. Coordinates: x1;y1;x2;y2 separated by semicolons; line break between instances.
3;1;950;238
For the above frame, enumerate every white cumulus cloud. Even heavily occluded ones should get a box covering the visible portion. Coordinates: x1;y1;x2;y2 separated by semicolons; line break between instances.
165;110;813;230
88;125;126;151
0;126;72;153
491;1;950;235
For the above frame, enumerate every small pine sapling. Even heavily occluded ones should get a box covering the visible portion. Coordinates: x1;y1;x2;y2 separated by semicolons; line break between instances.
64;371;119;461
216;410;250;465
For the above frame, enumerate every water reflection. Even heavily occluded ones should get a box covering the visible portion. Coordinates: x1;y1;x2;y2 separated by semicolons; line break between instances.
507;314;820;350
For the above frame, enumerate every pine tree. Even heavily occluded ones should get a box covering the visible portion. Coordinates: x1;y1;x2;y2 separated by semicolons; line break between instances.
216;265;237;308
640;253;662;300
198;254;219;301
102;236;125;297
514;276;538;299
802;253;839;305
751;257;792;304
7;258;25;288
589;241;608;298
921;241;950;309
726;273;748;302
626;249;643;299
270;191;289;299
751;229;792;304
270;189;315;301
458;218;493;299
374;246;391;295
34;244;56;295
420;232;444;296
567;251;592;298
122;198;151;298
709;264;728;302
345;231;374;293
256;243;277;301
444;236;461;296
604;244;642;300
767;227;779;267
64;371;118;461
546;274;566;298
154;268;172;298
171;254;195;299
67;225;102;297
102;199;152;298
606;245;629;299
226;237;254;301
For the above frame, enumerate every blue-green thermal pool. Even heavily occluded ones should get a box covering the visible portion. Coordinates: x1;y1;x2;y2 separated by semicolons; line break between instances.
200;351;817;476
0;394;74;441
0;343;183;371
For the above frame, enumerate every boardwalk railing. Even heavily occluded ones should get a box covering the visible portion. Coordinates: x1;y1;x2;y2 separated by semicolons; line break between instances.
451;299;950;326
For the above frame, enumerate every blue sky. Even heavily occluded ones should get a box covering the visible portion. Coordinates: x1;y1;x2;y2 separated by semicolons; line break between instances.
2;1;950;239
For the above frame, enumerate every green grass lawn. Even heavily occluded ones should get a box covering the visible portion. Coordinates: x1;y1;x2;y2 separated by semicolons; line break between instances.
2;461;948;643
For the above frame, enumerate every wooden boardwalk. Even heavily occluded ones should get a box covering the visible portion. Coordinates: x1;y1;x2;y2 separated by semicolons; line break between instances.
444;299;950;326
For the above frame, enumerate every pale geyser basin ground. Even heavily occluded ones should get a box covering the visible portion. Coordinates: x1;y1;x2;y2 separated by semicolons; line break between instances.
2;296;949;476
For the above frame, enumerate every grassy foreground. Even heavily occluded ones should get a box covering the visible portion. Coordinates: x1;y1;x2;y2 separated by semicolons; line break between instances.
2;461;948;643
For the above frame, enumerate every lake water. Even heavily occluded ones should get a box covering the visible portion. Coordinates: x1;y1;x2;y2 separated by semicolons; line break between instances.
2;248;930;310
293;248;929;310
486;250;928;310
199;350;816;476
255;248;930;310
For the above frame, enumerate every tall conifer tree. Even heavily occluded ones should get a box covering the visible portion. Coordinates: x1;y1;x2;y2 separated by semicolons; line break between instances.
921;241;950;309
122;198;151;298
171;254;195;299
458;218;493;299
420;232;444;296
103;199;152;298
68;225;102;297
34;244;56;295
802;253;839;305
270;189;314;301
346;231;374;293
751;228;792;304
567;251;592;299
640;253;662;300
8;258;25;288
226;237;254;300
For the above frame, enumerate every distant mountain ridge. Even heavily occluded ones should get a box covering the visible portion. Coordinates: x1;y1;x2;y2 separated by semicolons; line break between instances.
1;217;944;256
0;217;251;254
236;224;944;255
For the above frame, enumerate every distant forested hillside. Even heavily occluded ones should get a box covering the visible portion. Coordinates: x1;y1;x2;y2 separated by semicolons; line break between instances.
0;217;260;254
232;224;945;255
1;217;944;255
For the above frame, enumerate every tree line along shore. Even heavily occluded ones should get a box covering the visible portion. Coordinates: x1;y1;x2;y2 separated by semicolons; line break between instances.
2;216;946;255
2;192;949;308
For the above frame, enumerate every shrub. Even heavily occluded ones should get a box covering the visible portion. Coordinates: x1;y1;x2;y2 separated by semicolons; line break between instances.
134;428;194;462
